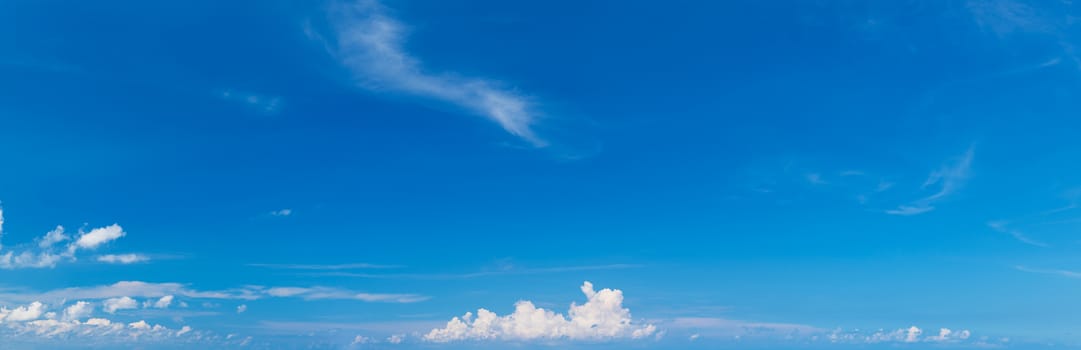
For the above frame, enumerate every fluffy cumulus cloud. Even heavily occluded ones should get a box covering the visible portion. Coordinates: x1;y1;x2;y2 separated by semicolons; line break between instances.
73;224;125;250
424;281;656;342
102;297;138;314
61;301;93;321
0;301;47;322
0;205;147;269
148;295;174;309
322;0;546;146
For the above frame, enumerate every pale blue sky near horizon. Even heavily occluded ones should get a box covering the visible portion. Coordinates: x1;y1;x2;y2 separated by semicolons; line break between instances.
2;0;1081;349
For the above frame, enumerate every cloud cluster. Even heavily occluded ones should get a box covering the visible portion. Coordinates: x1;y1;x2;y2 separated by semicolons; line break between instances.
0;300;194;343
323;0;546;146
0;206;146;269
424;281;655;342
828;326;971;344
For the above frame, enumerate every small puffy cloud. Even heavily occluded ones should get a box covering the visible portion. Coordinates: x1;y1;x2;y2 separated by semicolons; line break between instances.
61;301;93;321
269;209;292;217
83;318;112;326
387;334;403;344
351;335;371;345
128;320;151;330
904;326;922;342
74;224;125;250
97;253;149;264
148;295;173;309
38;226;69;248
0;301;47;322
236;304;247;313
177;325;192;336
102;297;138;314
424;281;655;342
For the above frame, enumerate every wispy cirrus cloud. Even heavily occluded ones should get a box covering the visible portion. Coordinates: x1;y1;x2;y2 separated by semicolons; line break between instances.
1015;265;1081;278
0;281;427;305
218;89;281;114
886;148;974;216
97;253;149;264
319;0;546;146
248;262;403;270
317;263;642;280
987;221;1049;247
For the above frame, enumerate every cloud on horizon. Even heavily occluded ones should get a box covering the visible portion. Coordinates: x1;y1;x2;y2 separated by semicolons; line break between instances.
424;281;656;342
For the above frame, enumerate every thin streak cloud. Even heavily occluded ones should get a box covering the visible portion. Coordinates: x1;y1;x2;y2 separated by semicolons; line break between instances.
315;263;643;280
322;0;546;146
887;148;974;215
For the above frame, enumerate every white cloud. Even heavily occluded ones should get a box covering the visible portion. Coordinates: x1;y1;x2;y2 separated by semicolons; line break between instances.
0;206;5;250
0;301;46;322
149;295;174;309
74;224;125;250
688;333;700;341
263;286;428;303
269;209;292;217
424;281;655;342
38;226;68;248
177;325;192;336
887;148;974;215
97;253;149;264
102;297;138;314
61;301;93;321
884;205;934;216
323;0;545;146
351;335;371;345
828;325;972;344
387;334;403;344
128;320;151;330
0;211;136;269
236;304;247;313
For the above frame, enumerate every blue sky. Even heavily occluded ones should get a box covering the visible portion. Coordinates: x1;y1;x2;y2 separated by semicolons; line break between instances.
2;0;1081;348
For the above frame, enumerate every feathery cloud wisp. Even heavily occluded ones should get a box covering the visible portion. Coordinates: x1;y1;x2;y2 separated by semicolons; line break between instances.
97;254;149;264
323;0;545;146
987;221;1049;247
0;281;427;305
887;148;974;215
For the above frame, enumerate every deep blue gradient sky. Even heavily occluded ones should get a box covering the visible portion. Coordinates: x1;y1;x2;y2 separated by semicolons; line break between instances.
3;0;1081;349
